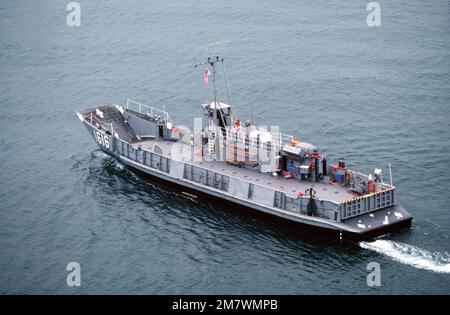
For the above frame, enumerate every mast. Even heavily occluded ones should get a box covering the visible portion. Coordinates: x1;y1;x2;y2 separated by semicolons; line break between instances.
212;57;218;106
194;55;223;108
389;162;393;186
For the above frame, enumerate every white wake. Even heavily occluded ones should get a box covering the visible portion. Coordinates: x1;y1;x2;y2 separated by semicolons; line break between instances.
360;240;450;274
92;150;109;158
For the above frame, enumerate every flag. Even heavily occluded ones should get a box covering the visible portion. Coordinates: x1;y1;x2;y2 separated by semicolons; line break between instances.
204;69;210;86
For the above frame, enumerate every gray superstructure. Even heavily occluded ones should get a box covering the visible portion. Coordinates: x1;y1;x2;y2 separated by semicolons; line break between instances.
76;57;412;241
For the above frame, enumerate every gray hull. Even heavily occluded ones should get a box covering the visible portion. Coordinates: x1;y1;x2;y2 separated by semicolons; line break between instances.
80;113;412;241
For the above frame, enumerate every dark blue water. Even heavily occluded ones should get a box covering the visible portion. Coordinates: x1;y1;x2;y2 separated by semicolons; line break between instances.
1;0;449;294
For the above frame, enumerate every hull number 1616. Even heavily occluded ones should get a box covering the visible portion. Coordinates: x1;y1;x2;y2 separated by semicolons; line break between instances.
95;130;110;149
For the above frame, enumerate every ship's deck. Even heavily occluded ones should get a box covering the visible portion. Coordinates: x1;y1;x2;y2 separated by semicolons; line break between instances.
131;139;355;203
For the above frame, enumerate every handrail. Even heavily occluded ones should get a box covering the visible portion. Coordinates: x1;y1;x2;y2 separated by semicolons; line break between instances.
216;126;289;150
350;170;394;190
86;112;114;134
125;98;171;123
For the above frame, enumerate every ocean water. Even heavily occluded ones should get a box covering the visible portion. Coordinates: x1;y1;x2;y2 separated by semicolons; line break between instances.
1;0;450;294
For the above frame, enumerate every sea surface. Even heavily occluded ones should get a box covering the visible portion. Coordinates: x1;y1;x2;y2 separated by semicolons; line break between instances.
1;0;450;294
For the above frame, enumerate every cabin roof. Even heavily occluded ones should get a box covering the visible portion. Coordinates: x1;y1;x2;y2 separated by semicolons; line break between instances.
202;101;231;109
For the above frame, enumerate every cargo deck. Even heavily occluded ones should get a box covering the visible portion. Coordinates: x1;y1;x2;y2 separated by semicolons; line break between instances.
77;56;412;240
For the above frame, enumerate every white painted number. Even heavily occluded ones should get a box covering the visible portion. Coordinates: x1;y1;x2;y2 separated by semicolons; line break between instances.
95;131;110;149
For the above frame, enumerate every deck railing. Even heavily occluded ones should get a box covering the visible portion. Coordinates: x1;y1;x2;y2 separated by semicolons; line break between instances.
86;111;115;135
218;126;294;151
125;98;171;123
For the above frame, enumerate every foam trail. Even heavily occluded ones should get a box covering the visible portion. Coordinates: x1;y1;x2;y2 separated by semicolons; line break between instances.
360;240;450;274
92;150;109;158
114;161;124;170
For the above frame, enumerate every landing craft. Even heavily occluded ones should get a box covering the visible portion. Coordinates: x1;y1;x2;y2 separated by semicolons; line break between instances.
76;56;412;241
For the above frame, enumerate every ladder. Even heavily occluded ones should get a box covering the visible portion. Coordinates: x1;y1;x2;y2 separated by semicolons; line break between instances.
208;133;215;154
